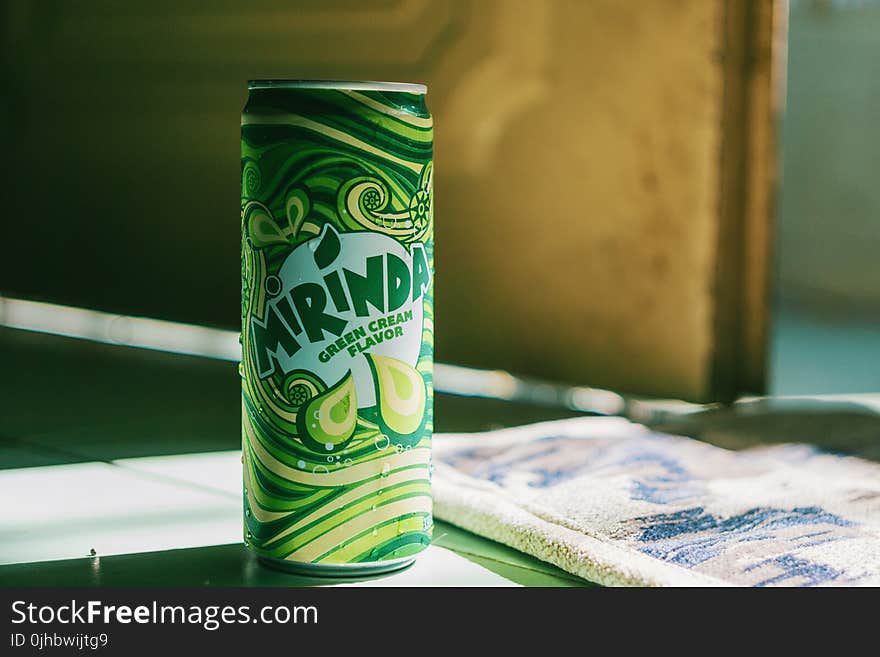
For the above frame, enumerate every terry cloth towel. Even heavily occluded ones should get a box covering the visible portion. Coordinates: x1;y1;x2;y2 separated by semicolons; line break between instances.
432;417;880;587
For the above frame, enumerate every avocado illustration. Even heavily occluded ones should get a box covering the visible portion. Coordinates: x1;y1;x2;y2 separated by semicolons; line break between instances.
365;354;427;446
296;371;358;453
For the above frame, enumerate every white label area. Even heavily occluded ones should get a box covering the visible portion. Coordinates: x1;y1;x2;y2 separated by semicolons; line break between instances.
250;225;431;408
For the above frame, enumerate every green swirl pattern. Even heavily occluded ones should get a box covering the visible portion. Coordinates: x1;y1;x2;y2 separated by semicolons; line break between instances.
241;86;433;567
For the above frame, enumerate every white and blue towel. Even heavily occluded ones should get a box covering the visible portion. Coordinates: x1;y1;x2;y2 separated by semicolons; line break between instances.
432;417;880;586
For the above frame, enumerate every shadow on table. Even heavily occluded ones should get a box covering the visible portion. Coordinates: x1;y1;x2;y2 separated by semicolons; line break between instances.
0;544;410;587
1;330;578;470
0;518;595;588
653;398;880;462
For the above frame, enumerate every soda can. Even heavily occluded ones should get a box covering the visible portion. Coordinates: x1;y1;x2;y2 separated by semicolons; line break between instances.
240;80;434;575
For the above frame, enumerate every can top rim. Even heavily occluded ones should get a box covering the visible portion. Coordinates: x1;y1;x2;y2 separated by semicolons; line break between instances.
247;80;427;94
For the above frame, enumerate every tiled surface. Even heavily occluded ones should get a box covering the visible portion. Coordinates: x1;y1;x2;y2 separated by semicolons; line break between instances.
0;460;238;565
0;330;589;587
0;541;518;588
116;451;242;499
4;324;878;586
1;330;579;470
0;449;577;586
0;330;240;462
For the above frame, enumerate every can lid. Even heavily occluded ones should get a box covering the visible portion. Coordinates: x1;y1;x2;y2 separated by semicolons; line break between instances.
247;80;427;94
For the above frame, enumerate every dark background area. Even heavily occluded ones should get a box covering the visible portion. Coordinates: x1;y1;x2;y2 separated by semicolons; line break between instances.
1;0;769;403
2;0;878;397
2;1;250;327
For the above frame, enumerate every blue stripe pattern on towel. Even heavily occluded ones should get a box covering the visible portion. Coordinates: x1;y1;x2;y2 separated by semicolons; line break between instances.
432;418;880;586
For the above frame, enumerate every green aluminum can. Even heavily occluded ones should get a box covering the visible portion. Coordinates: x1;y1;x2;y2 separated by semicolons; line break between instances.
240;80;434;575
